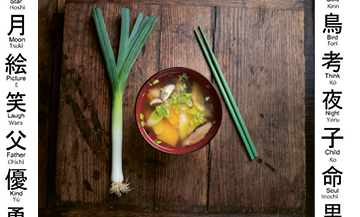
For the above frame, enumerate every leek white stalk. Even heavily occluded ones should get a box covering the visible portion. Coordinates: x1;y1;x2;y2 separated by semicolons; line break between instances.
93;7;157;196
110;90;129;195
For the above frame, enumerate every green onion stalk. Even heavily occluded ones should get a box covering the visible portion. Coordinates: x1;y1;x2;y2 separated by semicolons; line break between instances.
93;8;158;196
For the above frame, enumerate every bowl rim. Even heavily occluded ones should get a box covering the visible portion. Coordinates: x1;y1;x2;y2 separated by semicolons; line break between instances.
134;67;222;155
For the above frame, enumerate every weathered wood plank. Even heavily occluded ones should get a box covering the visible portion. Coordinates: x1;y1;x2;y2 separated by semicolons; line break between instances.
57;2;307;214
57;3;161;210
39;0;59;209
120;3;161;211
208;7;305;214
304;0;314;216
53;209;304;217
154;5;214;212
66;0;304;11
58;0;66;13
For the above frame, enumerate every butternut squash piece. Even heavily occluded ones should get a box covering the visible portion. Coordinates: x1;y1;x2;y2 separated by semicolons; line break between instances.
157;119;179;147
168;107;180;125
186;113;193;121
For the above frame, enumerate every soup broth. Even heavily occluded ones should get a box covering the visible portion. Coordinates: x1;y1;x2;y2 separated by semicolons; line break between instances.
138;72;216;149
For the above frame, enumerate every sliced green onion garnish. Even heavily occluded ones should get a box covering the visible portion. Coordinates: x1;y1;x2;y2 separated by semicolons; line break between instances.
152;79;159;85
154;139;162;144
178;73;189;81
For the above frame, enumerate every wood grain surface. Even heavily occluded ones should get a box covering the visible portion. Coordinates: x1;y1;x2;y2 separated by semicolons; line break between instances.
39;0;61;209
154;5;214;213
57;3;161;211
209;7;305;214
53;209;305;217
63;0;305;12
56;2;306;215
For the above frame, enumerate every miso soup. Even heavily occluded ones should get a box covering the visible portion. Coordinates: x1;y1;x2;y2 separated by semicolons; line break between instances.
138;72;216;149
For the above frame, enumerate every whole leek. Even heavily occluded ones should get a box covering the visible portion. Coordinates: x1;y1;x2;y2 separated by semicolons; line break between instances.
92;8;158;196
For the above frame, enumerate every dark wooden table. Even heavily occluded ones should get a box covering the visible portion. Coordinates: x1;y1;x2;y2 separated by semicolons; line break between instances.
38;0;314;216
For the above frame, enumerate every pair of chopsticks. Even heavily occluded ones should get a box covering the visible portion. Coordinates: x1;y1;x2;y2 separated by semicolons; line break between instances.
194;26;258;160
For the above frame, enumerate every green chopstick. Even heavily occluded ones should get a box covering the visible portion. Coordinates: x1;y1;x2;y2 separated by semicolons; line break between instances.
195;27;258;160
198;26;258;158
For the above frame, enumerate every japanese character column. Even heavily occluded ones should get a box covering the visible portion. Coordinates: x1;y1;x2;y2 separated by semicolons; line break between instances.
315;1;360;216
0;0;38;216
